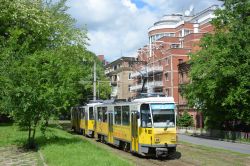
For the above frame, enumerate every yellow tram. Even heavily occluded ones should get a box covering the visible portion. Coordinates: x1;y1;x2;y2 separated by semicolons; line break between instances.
71;96;177;157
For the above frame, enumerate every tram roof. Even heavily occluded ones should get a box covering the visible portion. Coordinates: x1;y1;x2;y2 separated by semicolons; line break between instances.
132;97;175;104
86;102;103;107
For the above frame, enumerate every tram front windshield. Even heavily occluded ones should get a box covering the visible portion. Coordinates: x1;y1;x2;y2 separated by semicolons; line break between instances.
150;103;175;128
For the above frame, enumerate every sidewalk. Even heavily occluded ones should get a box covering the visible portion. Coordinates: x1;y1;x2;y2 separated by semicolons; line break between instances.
178;134;250;154
0;146;39;166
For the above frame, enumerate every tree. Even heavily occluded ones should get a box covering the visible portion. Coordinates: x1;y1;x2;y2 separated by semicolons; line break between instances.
177;111;194;127
184;0;250;129
0;0;109;148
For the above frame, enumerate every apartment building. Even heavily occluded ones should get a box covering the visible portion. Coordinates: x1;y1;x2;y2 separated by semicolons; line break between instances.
105;57;135;99
130;5;218;127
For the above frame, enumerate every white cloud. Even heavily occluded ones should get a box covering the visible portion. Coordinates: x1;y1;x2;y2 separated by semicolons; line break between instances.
66;0;223;62
122;0;138;12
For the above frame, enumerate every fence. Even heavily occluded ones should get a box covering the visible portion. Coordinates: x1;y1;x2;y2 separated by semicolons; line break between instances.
178;127;250;141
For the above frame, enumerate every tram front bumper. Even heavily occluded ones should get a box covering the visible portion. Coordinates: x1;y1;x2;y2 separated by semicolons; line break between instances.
156;148;168;157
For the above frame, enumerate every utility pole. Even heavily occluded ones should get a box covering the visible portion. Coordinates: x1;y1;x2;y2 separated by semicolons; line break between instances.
93;61;96;101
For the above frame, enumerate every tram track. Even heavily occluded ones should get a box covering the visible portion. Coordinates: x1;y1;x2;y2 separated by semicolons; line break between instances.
60;121;186;166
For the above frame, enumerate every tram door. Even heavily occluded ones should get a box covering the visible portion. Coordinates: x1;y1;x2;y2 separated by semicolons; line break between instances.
108;112;114;143
131;111;139;152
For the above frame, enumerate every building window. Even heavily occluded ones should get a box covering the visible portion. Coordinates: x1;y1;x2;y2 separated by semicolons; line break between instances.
155;88;163;93
178;59;183;64
180;72;184;83
165;72;169;81
179;31;183;37
170;33;175;37
154;73;162;81
171;44;180;48
158;60;161;66
128;73;132;80
166;58;169;65
165;88;169;96
128;85;131;92
184;29;191;36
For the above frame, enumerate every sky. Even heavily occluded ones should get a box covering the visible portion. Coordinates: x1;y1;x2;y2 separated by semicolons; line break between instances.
66;0;223;62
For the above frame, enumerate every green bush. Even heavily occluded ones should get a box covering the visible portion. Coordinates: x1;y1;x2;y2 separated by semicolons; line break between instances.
177;111;194;127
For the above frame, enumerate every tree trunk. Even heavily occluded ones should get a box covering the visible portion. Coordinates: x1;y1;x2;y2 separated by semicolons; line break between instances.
32;127;36;144
27;120;32;148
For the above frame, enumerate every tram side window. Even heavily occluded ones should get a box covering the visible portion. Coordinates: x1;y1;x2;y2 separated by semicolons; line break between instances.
77;108;81;120
89;107;94;120
81;108;85;119
114;106;121;125
141;104;152;128
103;107;107;122
97;107;103;121
122;106;130;126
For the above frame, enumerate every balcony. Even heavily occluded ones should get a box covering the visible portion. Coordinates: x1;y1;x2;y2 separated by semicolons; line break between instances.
147;66;163;75
131;66;163;78
130;84;143;91
147;81;163;88
130;81;163;91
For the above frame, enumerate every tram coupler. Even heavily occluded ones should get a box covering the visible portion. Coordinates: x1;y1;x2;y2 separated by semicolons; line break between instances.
156;148;168;158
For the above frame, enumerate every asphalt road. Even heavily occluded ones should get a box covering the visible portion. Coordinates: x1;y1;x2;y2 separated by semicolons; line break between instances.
178;134;250;154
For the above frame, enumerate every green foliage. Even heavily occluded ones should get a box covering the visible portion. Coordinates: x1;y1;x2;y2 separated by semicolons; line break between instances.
0;123;132;166
79;52;111;102
0;0;110;147
184;0;250;129
177;111;194;127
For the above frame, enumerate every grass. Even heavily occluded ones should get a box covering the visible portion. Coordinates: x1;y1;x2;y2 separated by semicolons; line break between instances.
0;123;132;166
177;141;250;166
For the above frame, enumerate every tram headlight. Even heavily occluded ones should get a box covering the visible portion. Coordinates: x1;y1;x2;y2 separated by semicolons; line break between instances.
155;138;160;143
171;136;176;142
